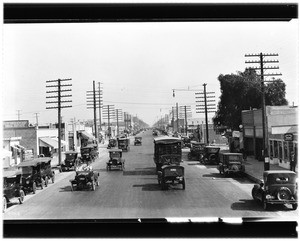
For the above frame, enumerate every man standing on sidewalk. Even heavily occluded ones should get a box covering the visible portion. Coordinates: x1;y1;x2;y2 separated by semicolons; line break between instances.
290;151;296;172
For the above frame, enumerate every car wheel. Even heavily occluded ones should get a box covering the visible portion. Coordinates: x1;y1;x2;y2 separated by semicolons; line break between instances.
45;176;49;187
292;204;298;210
51;174;55;183
182;178;186;190
96;180;100;186
262;197;270;211
3;197;7;213
41;179;45;189
92;181;96;191
19;190;25;204
251;188;257;201
32;182;37;194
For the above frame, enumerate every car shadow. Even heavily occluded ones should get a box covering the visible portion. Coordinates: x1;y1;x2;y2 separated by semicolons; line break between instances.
59;185;73;192
132;183;161;191
123;168;156;176
202;173;225;179
231;199;289;212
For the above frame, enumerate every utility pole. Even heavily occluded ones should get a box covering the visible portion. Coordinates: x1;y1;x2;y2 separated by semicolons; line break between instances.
16;110;21;120
245;53;281;171
98;82;103;131
180;105;192;136
46;78;72;165
34;112;39;126
86;81;99;139
103;105;115;138
172;107;175;132
116;109;122;136
176;102;179;132
195;85;216;144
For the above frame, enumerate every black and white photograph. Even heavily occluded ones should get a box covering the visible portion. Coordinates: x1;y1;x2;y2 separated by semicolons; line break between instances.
1;2;299;238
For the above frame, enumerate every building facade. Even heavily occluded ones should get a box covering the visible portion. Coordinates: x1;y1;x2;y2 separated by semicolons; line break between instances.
242;106;298;169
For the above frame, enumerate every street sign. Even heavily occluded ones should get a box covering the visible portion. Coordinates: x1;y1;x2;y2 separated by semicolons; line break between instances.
284;133;293;141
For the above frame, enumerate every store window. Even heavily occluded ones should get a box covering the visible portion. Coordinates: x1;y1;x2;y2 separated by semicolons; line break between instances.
269;140;273;158
278;141;283;161
274;141;278;158
284;141;289;162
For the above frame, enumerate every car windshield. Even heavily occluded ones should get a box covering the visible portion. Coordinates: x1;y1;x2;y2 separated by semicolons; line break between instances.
19;166;33;175
5;177;16;185
158;144;181;155
266;173;297;184
66;154;76;160
228;155;242;162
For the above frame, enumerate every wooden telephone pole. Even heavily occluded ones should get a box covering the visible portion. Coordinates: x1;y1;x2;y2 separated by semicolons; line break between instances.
245;53;281;171
46;78;72;165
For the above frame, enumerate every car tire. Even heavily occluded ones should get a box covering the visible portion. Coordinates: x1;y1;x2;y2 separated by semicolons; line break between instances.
182;178;186;190
51;174;55;184
19;190;25;204
92;181;96;191
3;197;7;213
251;188;257;201
32;182;37;194
41;179;45;189
45;176;49;187
292;204;298;210
263;197;270;211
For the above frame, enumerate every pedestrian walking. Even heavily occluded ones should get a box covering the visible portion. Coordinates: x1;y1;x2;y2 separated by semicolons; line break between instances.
290;151;296;172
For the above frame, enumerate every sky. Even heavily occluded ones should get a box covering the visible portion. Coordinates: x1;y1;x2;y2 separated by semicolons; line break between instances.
1;20;299;126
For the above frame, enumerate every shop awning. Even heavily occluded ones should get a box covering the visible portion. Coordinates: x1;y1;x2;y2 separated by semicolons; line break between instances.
79;131;95;140
39;137;66;149
271;125;298;135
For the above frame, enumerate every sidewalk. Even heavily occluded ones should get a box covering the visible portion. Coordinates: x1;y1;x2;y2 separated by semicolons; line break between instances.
243;156;298;183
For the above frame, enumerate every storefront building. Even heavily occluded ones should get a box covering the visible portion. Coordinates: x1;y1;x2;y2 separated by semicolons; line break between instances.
242;106;298;169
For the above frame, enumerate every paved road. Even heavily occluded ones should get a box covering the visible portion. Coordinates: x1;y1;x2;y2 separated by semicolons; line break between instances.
3;130;298;220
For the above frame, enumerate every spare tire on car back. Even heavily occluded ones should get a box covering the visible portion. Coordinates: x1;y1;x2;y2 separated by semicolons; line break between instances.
277;187;292;201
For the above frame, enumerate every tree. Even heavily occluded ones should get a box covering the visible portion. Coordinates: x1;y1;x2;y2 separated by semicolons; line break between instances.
213;69;288;131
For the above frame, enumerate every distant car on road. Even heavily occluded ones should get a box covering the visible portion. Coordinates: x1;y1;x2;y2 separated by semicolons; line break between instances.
251;170;298;210
61;151;79;172
218;152;245;177
106;149;125;171
134;137;142;146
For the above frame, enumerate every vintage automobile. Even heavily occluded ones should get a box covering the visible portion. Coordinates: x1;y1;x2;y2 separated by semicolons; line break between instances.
107;138;117;149
181;136;191;148
251;170;298;211
60;151;78;172
134;137;142;146
3;169;25;212
153;136;182;172
118;137;130;151
80;144;99;162
70;164;99;191
218;152;245;176
106;149;125;171
202;146;221;165
188;141;205;161
17;157;55;194
157;164;185;190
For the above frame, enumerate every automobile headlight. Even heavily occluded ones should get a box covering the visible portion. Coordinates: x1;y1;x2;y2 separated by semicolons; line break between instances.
26;180;30;184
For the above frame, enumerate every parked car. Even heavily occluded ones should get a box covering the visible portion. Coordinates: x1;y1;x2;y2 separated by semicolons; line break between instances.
107;138;117;149
153;136;182;172
218;152;245;176
3;169;25;212
251;170;298;210
134;137;142;146
106;149;125;171
70;164;99;191
60;151;79;172
188;141;205;161
181;136;191;148
118;137;130;151
202;146;221;165
17;157;55;194
157;164;185;190
80;144;98;162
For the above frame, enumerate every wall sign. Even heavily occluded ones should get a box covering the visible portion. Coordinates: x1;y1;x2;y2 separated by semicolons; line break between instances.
284;133;293;141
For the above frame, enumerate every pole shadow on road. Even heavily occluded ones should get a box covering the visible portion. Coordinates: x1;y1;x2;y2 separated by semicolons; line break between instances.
123;167;156;176
59;185;73;192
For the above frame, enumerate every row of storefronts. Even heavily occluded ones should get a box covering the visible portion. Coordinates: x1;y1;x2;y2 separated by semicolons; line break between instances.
2;120;96;167
242;105;298;169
